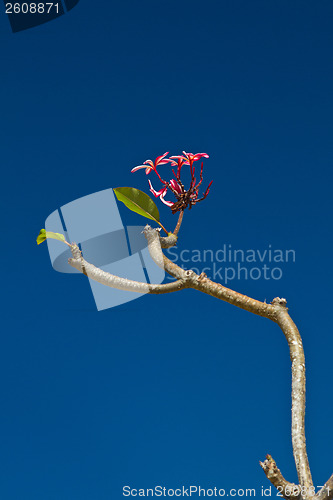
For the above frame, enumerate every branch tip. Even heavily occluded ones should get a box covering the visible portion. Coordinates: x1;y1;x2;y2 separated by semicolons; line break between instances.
272;297;288;308
260;455;300;500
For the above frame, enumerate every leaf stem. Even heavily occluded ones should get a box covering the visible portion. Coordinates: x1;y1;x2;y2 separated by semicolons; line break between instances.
157;221;169;235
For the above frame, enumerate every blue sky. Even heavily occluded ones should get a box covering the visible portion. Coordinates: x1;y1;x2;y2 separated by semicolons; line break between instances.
1;1;333;498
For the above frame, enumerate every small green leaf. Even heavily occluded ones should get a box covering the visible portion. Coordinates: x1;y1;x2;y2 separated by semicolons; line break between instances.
114;187;160;224
37;229;66;245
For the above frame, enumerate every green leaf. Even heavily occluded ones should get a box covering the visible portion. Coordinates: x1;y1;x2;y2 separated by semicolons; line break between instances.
113;187;160;224
37;229;66;245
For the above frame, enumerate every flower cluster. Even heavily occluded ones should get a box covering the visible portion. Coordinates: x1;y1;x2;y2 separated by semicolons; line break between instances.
131;151;213;214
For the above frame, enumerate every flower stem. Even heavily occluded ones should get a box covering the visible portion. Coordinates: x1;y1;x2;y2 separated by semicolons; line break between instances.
173;210;184;235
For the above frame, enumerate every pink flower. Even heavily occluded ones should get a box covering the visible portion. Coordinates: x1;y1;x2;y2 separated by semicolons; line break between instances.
184;151;209;162
169;156;190;165
172;151;209;164
169;156;189;179
148;179;175;207
148;179;167;198
131;150;211;213
169;179;182;195
170;152;209;178
131;152;171;175
159;191;174;207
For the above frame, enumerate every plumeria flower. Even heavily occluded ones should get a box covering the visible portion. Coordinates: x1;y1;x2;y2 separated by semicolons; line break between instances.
148;180;174;207
132;151;212;214
171;151;209;164
169;179;182;195
159;190;174;208
171;151;209;177
131;152;171;175
169;156;190;179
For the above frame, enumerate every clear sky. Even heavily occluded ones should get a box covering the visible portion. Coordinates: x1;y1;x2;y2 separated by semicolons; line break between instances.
1;1;332;499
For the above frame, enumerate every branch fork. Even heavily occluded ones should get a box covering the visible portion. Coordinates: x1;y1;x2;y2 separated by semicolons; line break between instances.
66;224;331;500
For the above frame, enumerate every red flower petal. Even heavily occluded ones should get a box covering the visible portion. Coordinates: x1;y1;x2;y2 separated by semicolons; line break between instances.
148;180;167;197
131;165;149;172
170;179;182;194
154;152;169;166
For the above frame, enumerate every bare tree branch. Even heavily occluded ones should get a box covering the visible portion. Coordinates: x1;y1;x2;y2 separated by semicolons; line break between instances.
273;299;313;493
260;455;300;500
68;243;188;294
66;226;315;498
144;226;187;280
315;475;333;500
191;273;276;318
143;227;313;496
160;232;178;249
